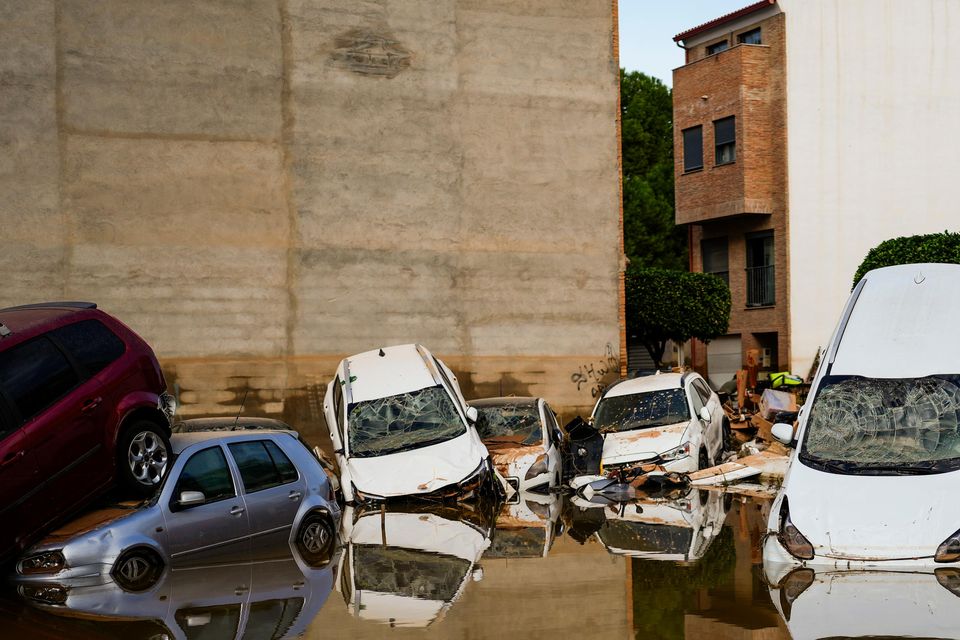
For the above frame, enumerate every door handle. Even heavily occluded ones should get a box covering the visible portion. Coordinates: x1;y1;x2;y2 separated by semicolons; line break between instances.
229;506;245;516
288;491;302;501
81;397;102;413
234;585;249;596
0;451;24;468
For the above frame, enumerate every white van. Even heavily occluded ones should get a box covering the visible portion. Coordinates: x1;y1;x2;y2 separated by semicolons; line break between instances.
765;263;960;568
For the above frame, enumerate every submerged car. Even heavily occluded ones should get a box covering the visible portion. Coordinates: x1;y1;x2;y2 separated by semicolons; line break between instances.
469;397;563;494
590;372;727;474
765;264;960;568
15;430;339;590
323;343;498;504
16;538;336;640
0;301;175;563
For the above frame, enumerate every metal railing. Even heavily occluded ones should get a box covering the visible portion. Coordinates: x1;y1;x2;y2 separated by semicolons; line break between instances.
746;265;775;307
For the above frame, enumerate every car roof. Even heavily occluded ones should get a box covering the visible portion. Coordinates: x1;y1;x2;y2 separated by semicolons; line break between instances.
170;429;296;455
172;417;295;433
468;397;539;408
345;343;440;403
602;372;687;399
0;302;98;335
833;263;960;377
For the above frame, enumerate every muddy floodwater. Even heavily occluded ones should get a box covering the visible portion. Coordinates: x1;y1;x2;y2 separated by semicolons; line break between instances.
5;489;959;640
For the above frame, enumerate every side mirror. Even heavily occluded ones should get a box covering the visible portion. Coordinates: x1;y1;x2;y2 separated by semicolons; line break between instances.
772;422;795;447
472;565;484;582
179;490;206;507
553;428;564;444
699;407;711;422
465;406;479;424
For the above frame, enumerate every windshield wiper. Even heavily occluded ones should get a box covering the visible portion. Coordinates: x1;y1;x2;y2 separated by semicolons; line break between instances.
852;463;938;475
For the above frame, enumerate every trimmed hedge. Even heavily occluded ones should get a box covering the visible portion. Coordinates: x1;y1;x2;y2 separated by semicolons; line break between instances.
625;266;731;367
853;231;960;288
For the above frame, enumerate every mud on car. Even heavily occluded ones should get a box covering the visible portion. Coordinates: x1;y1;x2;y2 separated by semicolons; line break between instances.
0;302;175;562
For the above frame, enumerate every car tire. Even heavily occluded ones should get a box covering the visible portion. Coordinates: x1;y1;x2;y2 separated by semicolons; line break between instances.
721;418;732;451
698;446;710;471
118;420;171;497
112;547;164;592
296;512;336;567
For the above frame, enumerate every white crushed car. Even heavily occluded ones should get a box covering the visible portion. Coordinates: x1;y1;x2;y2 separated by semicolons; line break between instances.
765;263;960;568
323;343;499;504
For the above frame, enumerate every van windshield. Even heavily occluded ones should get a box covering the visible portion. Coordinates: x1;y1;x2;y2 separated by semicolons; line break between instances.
593;389;690;433
348;385;466;458
800;375;960;474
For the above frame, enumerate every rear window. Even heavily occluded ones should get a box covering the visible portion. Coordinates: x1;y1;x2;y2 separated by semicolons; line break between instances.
593;388;691;433
228;440;298;493
51;320;125;377
0;337;79;424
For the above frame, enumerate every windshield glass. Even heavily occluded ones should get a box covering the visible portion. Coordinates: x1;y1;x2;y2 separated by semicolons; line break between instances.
597;520;693;556
474;403;542;446
800;375;960;474
353;545;471;601
593;389;690;433
347;385;466;458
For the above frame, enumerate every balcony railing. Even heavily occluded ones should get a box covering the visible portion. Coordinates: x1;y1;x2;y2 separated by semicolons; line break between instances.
746;265;775;307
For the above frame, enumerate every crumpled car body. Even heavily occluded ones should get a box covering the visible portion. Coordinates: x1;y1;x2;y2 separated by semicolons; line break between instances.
323;344;497;503
590;372;725;474
15;539;336;640
14;430;340;588
765;264;960;568
470;397;563;494
336;504;491;628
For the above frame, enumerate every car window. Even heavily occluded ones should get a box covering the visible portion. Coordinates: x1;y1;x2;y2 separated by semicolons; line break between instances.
264;440;298;483
228;441;292;493
543;404;559;445
693;379;713;406
173;446;235;506
50;320;126;378
241;598;305;640
0;337;79;425
332;376;344;440
175;603;241;640
688;383;705;414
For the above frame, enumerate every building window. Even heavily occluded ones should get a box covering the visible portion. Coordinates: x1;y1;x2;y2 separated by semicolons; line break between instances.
737;27;762;45
682;126;703;172
714;116;736;165
706;40;729;55
701;237;729;286
745;232;774;307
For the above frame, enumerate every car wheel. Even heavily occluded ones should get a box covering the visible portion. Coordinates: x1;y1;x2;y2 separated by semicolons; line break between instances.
296;512;335;567
112;547;164;592
698;446;710;471
118;420;171;497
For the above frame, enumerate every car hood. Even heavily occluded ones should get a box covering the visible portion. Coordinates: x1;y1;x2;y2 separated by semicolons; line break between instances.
347;432;488;498
485;442;544;478
33;502;149;548
785;462;960;559
601;422;690;466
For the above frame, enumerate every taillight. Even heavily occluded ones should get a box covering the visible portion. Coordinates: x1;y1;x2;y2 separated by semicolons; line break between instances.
777;497;814;560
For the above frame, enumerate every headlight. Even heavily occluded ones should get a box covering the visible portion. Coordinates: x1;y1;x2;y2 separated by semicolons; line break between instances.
935;528;960;563
18;583;68;605
158;393;177;421
352;483;384;504
660;441;691;462
524;455;549;480
18;551;66;575
777;497;814;560
459;460;487;489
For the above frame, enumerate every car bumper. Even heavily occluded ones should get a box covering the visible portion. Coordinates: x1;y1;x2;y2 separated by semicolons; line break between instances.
763;534;947;570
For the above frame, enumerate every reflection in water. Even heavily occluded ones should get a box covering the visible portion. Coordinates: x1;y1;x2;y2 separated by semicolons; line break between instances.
13;539;335;640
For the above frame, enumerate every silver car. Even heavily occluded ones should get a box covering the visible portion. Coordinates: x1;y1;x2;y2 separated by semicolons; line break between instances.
14;430;340;591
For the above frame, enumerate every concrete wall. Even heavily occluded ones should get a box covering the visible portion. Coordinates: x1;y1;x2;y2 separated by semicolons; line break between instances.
0;1;622;421
780;0;960;376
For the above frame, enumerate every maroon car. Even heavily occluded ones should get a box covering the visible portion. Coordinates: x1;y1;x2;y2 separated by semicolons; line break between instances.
0;302;174;562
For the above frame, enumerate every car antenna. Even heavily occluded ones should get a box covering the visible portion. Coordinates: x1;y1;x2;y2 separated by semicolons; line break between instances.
378;348;385;357
234;389;248;429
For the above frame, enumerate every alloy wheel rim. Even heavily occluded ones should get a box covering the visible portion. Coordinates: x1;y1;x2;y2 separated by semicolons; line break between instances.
128;431;168;485
118;555;152;583
302;521;330;554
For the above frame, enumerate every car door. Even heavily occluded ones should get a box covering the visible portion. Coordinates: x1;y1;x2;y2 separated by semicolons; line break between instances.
0;424;41;557
226;438;306;541
163;445;251;564
685;379;710;463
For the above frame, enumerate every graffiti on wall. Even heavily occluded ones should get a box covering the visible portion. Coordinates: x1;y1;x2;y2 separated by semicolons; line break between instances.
331;29;412;78
570;343;621;398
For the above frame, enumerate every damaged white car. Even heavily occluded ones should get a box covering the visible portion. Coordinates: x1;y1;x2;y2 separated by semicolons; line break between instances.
590;372;726;474
323;344;499;504
765;263;960;568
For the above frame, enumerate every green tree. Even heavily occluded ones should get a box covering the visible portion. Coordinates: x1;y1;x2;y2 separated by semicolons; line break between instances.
621;70;686;270
853;231;960;288
626;267;731;367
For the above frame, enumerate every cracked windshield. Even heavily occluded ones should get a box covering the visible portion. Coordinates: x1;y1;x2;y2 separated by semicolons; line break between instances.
4;0;960;638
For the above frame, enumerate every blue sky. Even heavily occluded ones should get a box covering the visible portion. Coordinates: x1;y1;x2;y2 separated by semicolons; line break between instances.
618;0;751;85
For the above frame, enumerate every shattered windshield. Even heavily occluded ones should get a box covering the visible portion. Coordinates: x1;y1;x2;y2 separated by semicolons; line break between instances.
347;385;466;458
485;527;545;558
593;389;691;433
474;403;542;446
801;375;960;474
353;545;471;602
597;521;693;556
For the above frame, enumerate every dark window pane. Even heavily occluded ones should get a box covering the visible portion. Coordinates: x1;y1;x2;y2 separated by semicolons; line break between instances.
714;116;736;165
746;233;776;307
682;126;703;172
701;237;729;285
175;604;241;640
737;27;762;45
174;447;235;503
706;40;729;55
264;440;298;484
229;441;281;493
51;320;125;378
0;338;78;424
